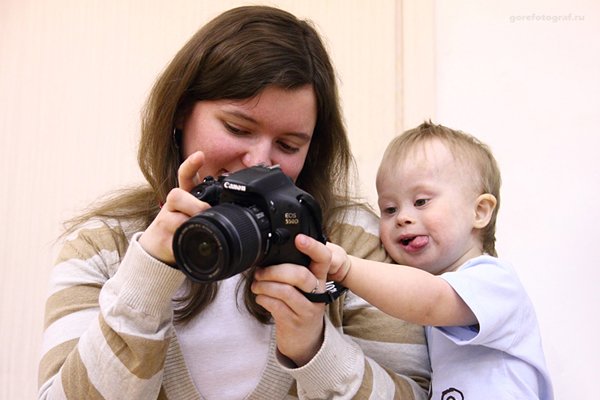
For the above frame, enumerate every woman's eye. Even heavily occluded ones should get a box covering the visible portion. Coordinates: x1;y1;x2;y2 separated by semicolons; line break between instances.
278;141;300;154
414;198;429;207
224;123;248;135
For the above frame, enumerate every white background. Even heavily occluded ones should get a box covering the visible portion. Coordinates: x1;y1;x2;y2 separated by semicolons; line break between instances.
434;2;599;398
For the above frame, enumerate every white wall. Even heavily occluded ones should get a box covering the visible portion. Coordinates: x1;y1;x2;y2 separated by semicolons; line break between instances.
434;1;600;398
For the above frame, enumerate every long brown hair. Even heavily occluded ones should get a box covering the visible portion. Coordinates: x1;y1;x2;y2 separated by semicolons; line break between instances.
65;6;357;323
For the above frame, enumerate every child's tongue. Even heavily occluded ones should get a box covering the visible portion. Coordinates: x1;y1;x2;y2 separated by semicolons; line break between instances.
405;236;429;251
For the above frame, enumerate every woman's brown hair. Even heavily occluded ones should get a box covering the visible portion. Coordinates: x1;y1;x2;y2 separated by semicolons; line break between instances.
65;6;356;323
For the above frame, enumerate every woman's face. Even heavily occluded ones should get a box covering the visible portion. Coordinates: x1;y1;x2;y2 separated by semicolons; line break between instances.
181;85;317;183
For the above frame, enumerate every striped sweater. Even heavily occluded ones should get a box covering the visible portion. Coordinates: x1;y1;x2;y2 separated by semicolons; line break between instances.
39;208;430;399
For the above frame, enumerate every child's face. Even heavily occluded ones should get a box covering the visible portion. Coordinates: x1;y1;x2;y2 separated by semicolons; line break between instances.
377;139;484;274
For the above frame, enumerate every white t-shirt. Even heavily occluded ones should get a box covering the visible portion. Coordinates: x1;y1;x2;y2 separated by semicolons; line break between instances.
175;275;272;400
427;255;554;399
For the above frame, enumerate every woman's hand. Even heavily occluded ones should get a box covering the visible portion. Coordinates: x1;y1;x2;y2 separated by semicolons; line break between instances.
251;234;332;367
139;151;209;265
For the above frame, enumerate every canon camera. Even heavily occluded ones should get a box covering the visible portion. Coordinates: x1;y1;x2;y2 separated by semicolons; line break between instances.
172;165;326;283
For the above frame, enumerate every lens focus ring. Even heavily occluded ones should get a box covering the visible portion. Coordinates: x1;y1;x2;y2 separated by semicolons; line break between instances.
174;203;268;282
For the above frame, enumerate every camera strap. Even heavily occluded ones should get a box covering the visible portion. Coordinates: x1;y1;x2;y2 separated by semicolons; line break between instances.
302;281;347;304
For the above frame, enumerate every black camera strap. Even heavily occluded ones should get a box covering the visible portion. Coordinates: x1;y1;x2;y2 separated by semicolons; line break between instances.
302;281;347;304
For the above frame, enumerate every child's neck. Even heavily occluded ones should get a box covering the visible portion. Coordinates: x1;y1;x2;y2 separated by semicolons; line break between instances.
443;247;485;274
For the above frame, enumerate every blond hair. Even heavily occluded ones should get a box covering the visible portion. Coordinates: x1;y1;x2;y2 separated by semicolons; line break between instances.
377;121;502;256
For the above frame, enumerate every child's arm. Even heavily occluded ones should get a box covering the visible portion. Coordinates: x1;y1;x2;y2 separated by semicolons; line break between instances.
327;242;477;327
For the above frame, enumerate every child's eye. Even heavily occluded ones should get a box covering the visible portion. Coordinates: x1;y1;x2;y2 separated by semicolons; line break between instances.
414;198;429;207
382;206;397;215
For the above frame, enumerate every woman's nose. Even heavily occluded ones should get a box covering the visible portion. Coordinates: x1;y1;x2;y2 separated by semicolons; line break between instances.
242;142;273;167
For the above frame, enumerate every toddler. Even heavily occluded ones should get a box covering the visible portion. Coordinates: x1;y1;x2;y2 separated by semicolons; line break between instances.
326;121;553;399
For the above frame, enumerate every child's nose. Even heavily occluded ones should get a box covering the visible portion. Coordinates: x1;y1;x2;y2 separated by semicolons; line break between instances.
395;213;415;226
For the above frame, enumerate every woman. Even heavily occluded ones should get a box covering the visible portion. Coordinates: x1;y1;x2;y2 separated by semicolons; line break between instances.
38;6;430;399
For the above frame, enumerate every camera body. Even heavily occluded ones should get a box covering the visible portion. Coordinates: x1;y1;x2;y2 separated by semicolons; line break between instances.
172;165;326;283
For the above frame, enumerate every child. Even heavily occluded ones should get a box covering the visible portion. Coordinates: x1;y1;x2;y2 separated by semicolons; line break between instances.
325;121;553;399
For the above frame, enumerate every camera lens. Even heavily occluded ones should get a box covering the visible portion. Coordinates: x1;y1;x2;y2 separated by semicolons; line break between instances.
173;203;269;282
180;227;222;274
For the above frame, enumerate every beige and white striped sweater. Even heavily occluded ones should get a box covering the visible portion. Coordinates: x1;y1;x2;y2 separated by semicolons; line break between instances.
39;209;430;399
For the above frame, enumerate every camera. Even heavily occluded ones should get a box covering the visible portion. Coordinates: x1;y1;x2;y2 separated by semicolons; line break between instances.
172;165;326;283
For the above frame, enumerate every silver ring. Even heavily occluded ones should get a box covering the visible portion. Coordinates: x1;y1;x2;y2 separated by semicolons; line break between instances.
310;277;319;294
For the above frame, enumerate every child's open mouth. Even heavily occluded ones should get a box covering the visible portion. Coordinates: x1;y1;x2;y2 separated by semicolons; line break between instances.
401;236;415;246
399;235;429;251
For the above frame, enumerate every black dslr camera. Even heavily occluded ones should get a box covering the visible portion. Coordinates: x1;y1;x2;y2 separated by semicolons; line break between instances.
172;165;326;283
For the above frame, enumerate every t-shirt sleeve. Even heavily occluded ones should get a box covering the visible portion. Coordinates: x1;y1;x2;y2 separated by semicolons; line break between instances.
436;257;530;352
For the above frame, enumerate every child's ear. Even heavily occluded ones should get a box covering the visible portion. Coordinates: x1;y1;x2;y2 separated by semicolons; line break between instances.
473;194;497;229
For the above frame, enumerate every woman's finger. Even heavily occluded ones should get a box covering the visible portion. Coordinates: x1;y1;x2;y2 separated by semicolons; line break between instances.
254;263;322;295
163;187;208;217
178;151;205;192
138;187;209;265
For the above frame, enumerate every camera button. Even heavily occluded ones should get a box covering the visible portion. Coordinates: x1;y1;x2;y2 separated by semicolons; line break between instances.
273;228;291;244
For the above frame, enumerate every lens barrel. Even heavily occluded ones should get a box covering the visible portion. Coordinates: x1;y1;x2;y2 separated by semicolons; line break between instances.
173;203;269;282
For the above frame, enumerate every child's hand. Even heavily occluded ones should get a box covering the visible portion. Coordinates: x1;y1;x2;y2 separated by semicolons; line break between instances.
325;242;352;283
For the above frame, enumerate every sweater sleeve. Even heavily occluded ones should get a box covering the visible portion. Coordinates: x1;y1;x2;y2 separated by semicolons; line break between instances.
38;222;185;399
281;207;431;399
